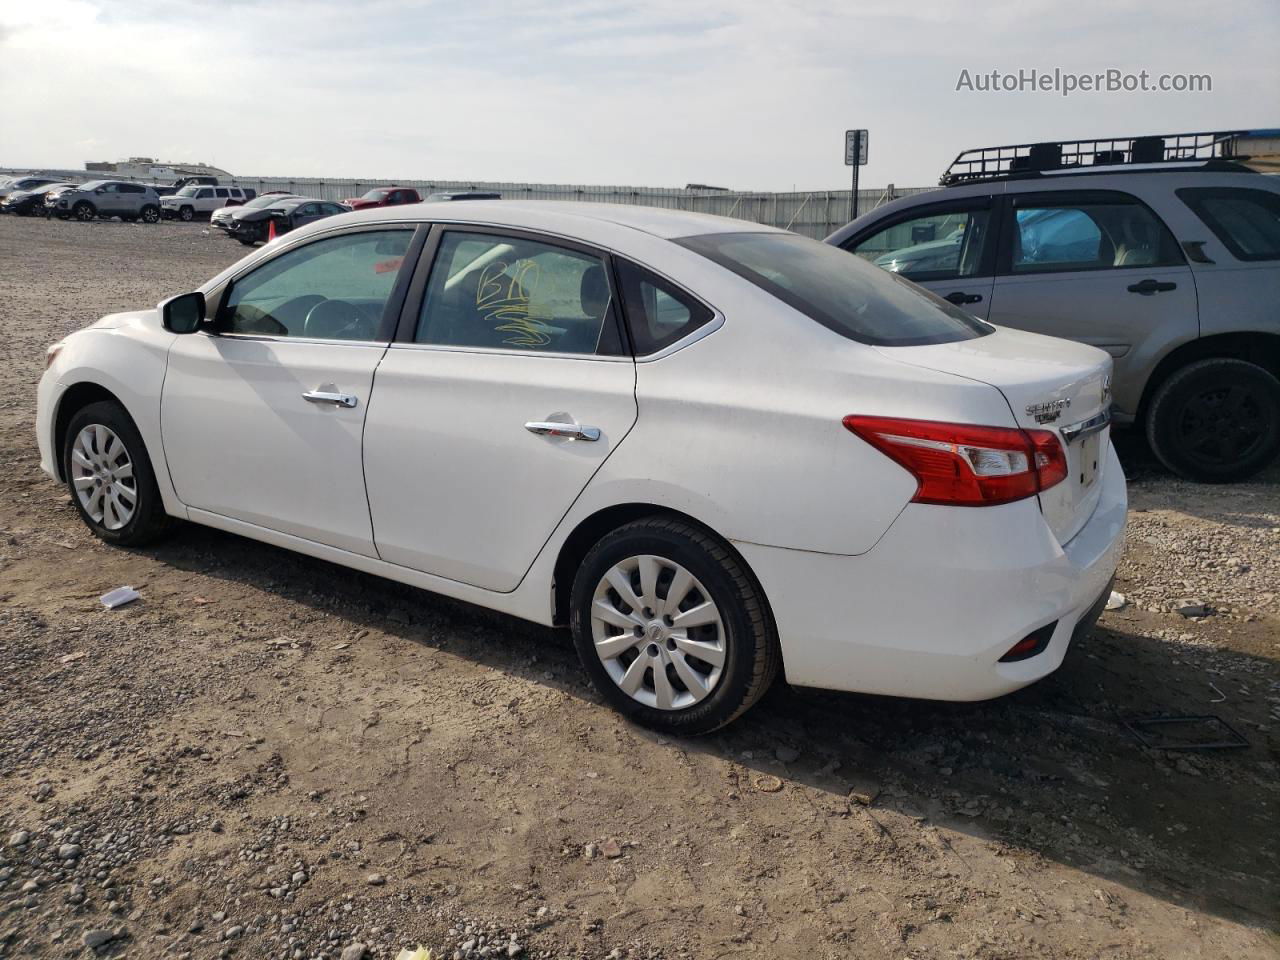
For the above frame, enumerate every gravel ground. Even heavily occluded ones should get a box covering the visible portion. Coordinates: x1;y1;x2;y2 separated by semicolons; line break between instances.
0;214;1277;960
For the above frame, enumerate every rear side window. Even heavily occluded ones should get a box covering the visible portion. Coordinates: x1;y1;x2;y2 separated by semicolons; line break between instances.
416;231;623;355
614;261;713;354
1006;192;1183;273
1178;187;1280;262
677;232;989;347
215;188;230;198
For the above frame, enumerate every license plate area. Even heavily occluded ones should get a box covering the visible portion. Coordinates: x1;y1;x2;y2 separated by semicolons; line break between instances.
1075;431;1101;488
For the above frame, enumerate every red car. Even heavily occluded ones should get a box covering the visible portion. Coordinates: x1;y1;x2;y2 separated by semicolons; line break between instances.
341;187;422;210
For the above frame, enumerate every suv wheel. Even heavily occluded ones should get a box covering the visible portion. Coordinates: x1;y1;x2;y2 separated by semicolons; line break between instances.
1146;358;1280;482
140;205;160;224
179;205;194;222
73;201;95;221
63;401;171;546
569;517;780;734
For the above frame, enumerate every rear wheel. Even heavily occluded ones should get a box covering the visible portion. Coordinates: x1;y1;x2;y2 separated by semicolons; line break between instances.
140;205;160;224
1146;358;1280;482
570;517;779;734
63;401;170;546
73;201;95;221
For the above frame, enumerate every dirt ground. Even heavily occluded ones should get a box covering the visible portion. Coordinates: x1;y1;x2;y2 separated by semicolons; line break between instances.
0;214;1277;960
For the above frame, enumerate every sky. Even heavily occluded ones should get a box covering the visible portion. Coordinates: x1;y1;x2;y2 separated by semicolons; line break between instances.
0;0;1277;191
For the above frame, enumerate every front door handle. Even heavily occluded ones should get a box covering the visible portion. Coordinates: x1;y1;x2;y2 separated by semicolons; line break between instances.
525;421;601;441
302;390;358;408
1127;278;1177;295
944;291;983;305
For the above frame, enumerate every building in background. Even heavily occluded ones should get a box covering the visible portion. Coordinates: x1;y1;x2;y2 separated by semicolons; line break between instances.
83;157;232;182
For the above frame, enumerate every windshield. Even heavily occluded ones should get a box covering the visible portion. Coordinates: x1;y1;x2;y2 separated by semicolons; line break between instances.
239;194;291;209
79;180;106;191
175;186;200;197
360;189;390;200
677;232;990;347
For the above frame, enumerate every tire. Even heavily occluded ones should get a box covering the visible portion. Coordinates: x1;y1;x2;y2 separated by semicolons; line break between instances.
140;205;160;224
1146;358;1280;482
179;205;194;222
569;517;780;735
63;401;171;546
73;201;95;222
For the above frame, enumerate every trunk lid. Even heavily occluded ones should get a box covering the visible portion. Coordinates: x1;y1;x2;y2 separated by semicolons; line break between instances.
876;325;1113;545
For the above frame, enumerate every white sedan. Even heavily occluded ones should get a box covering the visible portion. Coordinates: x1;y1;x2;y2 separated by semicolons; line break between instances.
36;201;1126;733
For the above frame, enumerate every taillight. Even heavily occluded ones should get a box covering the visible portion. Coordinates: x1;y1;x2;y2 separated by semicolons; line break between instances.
842;415;1067;507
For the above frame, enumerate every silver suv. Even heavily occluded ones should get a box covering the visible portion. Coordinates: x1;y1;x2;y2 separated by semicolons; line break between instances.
828;130;1280;482
50;180;162;224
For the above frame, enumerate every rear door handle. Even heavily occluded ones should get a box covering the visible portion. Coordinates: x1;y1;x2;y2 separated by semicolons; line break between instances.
525;421;601;441
1127;278;1177;295
944;291;983;305
302;390;358;408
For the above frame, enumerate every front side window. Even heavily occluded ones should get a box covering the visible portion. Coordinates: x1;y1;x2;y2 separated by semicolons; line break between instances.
848;206;992;281
1008;192;1182;273
416;231;621;355
614;260;713;354
197;188;215;199
222;229;414;340
1178;187;1280;262
679;231;989;347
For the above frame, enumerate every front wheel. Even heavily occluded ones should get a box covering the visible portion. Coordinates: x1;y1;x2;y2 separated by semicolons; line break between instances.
140;205;160;224
569;517;779;735
179;205;194;222
63;401;170;546
1146;358;1280;482
73;201;95;221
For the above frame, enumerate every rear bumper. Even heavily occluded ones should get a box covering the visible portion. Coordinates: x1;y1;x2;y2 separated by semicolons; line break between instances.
736;442;1127;701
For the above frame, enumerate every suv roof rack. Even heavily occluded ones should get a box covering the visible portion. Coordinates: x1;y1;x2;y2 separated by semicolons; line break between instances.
941;130;1255;185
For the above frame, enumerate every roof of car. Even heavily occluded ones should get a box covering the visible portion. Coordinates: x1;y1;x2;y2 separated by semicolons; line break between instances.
341;199;785;240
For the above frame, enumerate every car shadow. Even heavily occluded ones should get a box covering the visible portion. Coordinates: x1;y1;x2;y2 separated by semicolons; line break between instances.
146;519;1279;934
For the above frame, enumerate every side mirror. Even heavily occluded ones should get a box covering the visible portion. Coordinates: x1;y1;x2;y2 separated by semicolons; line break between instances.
161;291;205;334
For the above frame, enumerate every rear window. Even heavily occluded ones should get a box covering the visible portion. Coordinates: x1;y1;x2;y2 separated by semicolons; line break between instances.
1178;187;1280;262
677;232;990;346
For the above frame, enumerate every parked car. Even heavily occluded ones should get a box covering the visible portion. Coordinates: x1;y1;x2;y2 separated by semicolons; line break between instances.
0;175;62;200
48;180;162;223
341;187;422;210
827;130;1280;482
222;197;347;245
210;192;297;234
41;184;81;218
425;191;502;202
161;185;257;221
1;182;76;217
36;201;1124;734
